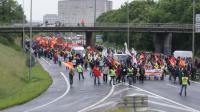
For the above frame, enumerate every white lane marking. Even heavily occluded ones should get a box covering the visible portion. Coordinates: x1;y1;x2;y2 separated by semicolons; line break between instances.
150;109;167;112
191;80;200;85
112;88;130;96
41;57;51;65
149;101;190;111
127;93;160;99
89;101;116;110
166;84;179;88
130;85;200;112
78;84;115;112
24;72;70;112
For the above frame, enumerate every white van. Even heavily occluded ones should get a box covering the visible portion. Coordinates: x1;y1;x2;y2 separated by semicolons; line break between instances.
71;46;86;57
173;51;193;58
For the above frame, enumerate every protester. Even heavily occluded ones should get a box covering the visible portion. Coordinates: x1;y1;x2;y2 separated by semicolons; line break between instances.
93;65;101;85
67;68;73;84
127;65;133;85
77;63;84;80
109;66;116;85
139;65;145;83
191;65;197;81
103;64;109;83
133;66;137;83
116;65;121;83
179;74;190;96
121;64;127;84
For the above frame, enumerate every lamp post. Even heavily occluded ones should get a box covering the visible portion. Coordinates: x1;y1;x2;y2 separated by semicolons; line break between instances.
127;0;130;49
94;0;96;26
22;0;25;49
192;0;195;64
29;0;32;81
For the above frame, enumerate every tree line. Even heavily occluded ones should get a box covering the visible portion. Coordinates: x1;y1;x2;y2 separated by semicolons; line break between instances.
97;0;200;55
0;0;25;49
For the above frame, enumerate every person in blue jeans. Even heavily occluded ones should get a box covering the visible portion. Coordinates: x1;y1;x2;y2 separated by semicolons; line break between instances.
179;74;190;96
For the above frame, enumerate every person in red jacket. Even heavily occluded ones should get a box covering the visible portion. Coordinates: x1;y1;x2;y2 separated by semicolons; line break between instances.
93;65;101;85
116;65;121;83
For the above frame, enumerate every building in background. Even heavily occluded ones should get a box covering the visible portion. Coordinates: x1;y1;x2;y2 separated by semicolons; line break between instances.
43;14;59;24
106;0;112;11
58;0;112;26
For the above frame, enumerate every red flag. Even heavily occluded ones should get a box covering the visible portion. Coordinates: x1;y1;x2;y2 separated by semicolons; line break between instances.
169;56;176;67
140;52;145;60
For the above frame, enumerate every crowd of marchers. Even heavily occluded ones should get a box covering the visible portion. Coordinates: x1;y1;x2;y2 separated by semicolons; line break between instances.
29;36;200;96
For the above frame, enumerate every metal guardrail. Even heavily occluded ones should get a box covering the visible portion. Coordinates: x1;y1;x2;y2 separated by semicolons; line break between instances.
117;95;149;112
0;23;193;29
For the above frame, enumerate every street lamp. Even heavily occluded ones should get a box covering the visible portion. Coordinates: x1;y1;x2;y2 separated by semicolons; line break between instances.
22;0;25;49
192;0;195;64
94;0;96;26
29;0;32;81
127;0;130;49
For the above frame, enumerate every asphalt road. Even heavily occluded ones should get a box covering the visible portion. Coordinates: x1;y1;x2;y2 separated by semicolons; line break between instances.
1;58;111;112
1;58;200;112
89;77;200;112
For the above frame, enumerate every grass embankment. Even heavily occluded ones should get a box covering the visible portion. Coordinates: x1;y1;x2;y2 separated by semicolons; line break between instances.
0;44;52;110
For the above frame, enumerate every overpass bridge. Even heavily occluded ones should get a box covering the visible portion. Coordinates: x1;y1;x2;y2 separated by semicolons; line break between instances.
0;23;197;55
0;23;194;33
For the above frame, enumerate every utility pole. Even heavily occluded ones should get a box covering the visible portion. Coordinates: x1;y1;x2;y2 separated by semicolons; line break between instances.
127;0;130;49
192;0;195;64
29;0;32;81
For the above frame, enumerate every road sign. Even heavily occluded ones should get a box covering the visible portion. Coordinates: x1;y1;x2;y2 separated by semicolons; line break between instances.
196;14;200;32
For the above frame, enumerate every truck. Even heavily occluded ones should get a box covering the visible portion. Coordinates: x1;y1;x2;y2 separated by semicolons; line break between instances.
173;51;193;58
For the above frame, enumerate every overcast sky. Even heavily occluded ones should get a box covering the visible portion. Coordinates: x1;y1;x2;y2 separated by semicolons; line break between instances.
16;0;133;22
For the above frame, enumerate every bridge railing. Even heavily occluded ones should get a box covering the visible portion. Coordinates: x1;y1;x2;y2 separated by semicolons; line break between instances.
95;23;193;29
0;23;193;29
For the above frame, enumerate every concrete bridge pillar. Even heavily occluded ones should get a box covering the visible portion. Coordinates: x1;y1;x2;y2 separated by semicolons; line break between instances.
163;33;172;55
153;33;163;53
86;31;93;47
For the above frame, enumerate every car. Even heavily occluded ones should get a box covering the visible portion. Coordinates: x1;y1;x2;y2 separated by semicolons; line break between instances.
173;51;193;58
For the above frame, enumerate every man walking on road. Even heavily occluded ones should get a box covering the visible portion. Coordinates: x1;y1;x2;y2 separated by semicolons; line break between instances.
121;64;127;84
103;64;109;83
69;69;74;85
179;74;190;96
127;65;134;85
77;64;84;80
139;65;145;83
93;65;101;85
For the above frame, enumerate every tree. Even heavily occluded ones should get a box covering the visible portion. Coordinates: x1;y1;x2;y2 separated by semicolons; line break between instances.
0;0;25;49
0;0;25;24
97;0;200;53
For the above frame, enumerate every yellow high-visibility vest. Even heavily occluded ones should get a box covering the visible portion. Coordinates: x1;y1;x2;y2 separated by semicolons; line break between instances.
110;69;116;76
182;77;188;85
128;68;133;76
